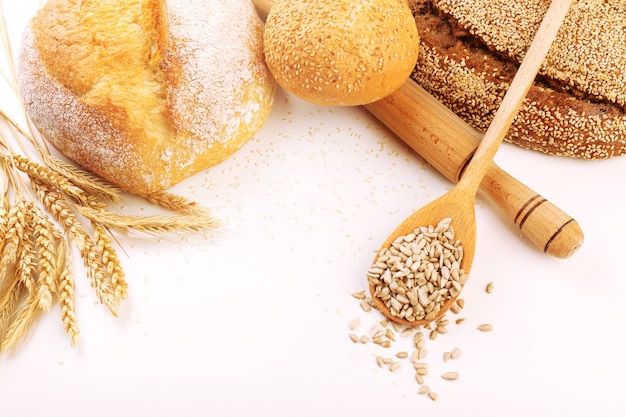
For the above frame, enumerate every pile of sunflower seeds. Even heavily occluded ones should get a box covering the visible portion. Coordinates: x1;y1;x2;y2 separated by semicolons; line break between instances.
367;218;468;322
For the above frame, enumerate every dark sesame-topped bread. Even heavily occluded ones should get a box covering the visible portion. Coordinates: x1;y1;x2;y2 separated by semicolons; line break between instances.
409;0;626;159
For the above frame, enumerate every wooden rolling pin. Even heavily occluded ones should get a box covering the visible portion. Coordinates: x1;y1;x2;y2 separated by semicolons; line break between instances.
253;0;584;259
365;80;583;259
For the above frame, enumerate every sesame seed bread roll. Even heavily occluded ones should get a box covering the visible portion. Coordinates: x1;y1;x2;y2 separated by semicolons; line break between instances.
18;0;276;194
263;0;420;106
409;0;626;159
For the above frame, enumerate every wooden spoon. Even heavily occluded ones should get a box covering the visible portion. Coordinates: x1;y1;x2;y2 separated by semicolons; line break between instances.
369;0;574;326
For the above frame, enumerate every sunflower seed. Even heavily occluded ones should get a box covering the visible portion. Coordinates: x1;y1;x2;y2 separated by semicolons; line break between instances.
359;300;372;312
477;324;493;332
389;361;402;372
376;356;384;368
401;327;415;338
418;348;428;359
441;371;459;381
351;291;366;300
486;281;494;293
418;385;430;395
396;351;409;359
348;318;361;331
450;347;462;359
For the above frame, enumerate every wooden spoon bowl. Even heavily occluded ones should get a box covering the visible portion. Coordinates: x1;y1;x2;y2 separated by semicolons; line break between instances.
368;187;476;326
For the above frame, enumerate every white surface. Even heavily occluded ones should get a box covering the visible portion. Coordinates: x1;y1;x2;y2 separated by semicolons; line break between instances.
1;2;626;416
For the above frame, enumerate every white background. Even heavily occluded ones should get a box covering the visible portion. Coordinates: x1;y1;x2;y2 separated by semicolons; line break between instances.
1;2;625;416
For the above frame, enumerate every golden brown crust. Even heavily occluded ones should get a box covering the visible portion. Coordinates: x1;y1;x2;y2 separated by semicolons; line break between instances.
409;0;626;159
263;0;420;106
19;0;276;194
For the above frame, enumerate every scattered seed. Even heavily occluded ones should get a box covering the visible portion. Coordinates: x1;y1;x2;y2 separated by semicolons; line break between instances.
360;335;370;344
415;373;425;385
428;391;438;401
455;318;466;325
383;357;394;365
348;318;361;331
389;361;402;372
418;385;430;395
477;324;493;332
436;317;449;327
429;330;438;340
370;323;386;338
418;348;428;359
486;282;494;294
449;304;461;314
456;298;465;309
400;327;415;338
396;351;409;359
450;347;462;359
441;371;459;381
443;351;452;362
381;340;392;348
376;356;384;368
349;333;359;343
352;291;366;300
359;300;372;312
391;322;403;333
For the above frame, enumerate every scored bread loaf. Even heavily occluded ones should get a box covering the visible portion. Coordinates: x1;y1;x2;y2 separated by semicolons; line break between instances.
409;0;626;159
19;0;276;194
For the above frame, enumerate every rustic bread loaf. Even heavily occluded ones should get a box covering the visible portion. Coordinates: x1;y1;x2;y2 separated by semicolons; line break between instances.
19;0;276;194
409;0;626;159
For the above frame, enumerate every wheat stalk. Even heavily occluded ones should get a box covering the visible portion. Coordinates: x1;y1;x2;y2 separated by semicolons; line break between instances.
0;4;220;352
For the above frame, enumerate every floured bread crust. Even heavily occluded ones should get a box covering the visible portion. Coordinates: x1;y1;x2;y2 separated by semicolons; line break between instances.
409;0;626;159
19;0;276;194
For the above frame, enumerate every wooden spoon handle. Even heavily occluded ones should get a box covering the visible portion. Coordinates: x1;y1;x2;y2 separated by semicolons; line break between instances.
252;0;583;258
460;0;573;192
364;80;583;259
